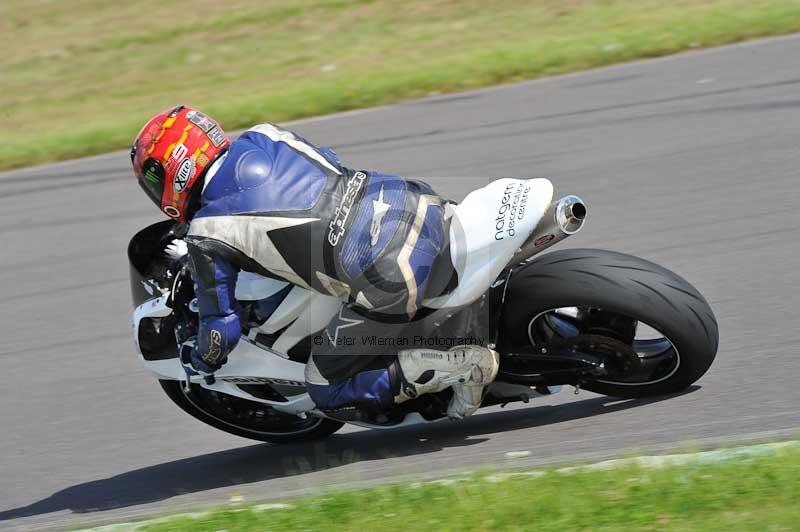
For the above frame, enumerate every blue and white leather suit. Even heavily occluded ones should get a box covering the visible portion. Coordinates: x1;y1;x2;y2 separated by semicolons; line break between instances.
185;124;450;410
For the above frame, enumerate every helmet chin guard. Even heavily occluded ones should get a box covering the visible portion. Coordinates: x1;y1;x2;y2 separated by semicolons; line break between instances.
131;105;231;222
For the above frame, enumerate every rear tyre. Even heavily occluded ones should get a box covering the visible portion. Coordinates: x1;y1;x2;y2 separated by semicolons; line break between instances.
500;249;718;398
160;380;343;443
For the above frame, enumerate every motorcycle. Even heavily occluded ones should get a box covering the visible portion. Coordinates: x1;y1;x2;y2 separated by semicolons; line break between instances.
128;177;718;443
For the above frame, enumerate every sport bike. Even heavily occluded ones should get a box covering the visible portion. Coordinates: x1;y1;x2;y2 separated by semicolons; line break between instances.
128;178;718;442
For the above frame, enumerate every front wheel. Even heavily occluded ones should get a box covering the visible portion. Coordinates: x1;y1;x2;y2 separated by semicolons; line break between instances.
160;380;343;443
500;249;718;398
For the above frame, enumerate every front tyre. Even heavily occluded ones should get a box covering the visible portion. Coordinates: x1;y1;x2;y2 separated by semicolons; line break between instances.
501;249;718;398
160;380;343;443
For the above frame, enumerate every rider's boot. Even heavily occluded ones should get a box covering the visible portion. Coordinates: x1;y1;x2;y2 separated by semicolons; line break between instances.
393;345;500;419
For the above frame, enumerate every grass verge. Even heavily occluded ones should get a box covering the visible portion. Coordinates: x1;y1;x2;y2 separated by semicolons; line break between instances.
136;442;800;532
3;1;800;170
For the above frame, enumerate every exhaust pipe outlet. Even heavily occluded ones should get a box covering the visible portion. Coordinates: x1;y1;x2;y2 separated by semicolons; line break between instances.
555;195;586;235
510;195;588;265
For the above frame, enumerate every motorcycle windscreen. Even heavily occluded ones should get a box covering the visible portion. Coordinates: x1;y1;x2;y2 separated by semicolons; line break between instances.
127;219;186;307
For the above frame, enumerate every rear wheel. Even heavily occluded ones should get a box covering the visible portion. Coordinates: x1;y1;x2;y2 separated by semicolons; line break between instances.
160;380;343;443
500;249;718;398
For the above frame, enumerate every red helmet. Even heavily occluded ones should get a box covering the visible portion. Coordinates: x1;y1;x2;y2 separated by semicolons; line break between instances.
131;105;230;223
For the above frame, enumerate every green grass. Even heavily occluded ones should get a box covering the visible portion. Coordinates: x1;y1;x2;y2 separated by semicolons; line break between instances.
140;443;800;531
3;0;800;170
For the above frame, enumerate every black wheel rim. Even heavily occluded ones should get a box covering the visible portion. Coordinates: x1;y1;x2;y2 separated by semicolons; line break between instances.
527;307;681;386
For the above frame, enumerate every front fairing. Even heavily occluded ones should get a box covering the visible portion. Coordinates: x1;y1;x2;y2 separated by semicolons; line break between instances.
128;220;191;363
127;220;186;307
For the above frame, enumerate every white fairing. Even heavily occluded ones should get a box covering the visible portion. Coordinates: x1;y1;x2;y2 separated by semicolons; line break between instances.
132;281;341;414
425;178;553;309
131;295;173;357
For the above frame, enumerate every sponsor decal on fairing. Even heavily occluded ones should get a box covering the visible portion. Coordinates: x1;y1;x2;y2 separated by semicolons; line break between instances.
220;376;305;386
494;181;531;240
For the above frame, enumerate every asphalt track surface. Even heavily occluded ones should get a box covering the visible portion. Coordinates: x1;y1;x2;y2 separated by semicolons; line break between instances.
2;34;800;530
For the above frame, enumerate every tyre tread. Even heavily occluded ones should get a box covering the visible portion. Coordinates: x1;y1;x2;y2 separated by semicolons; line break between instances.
632;279;681;314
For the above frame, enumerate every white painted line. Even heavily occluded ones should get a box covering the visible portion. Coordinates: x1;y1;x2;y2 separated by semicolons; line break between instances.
485;470;545;483
555;440;798;474
252;503;295;511
505;450;532;459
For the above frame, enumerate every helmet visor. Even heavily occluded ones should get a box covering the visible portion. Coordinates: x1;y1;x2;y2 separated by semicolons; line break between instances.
136;157;167;207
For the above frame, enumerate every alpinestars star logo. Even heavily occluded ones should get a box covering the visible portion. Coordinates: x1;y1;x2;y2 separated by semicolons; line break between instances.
325;307;364;347
370;185;390;246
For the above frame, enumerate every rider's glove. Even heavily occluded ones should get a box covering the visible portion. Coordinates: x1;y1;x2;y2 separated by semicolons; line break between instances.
179;338;225;376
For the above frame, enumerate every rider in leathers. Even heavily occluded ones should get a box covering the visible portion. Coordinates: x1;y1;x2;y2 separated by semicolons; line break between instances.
131;106;499;419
